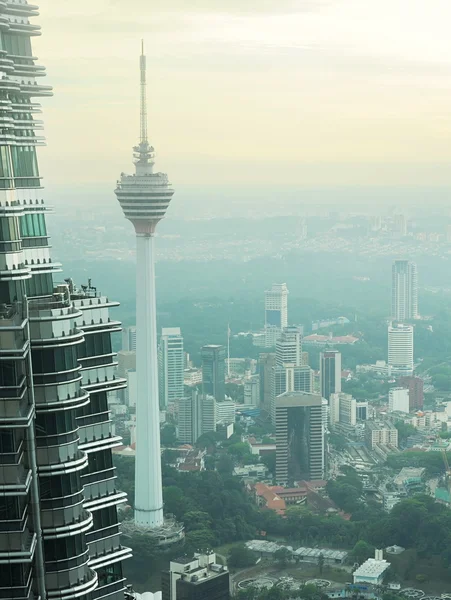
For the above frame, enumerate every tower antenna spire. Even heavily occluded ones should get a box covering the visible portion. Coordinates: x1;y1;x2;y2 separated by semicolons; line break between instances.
140;39;147;145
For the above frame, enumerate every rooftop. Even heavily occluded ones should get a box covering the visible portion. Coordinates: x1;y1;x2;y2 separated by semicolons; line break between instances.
353;558;390;579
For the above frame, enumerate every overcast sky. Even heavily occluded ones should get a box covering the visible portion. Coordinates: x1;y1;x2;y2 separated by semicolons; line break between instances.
35;0;451;188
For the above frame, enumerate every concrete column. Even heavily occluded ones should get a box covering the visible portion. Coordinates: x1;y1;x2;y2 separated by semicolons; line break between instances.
134;232;164;527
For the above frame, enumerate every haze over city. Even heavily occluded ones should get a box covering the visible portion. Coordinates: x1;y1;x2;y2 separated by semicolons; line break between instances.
36;0;451;198
2;3;451;600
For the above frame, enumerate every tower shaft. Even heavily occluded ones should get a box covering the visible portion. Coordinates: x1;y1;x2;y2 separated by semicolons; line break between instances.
134;233;164;526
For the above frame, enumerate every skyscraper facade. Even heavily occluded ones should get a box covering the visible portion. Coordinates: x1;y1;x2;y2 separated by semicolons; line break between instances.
201;345;226;401
388;323;414;375
270;327;312;424
264;283;289;347
158;327;184;408
258;352;276;411
329;393;357;426
398;375;424;410
392;259;418;321
122;325;137;351
177;391;201;445
320;350;342;401
115;44;180;540
0;5;131;599
275;392;324;484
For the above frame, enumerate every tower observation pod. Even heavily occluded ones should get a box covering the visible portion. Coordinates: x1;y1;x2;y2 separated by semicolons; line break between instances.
115;43;183;545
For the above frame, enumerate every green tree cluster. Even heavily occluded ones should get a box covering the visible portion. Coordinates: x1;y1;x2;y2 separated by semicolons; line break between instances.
326;466;363;513
228;543;256;568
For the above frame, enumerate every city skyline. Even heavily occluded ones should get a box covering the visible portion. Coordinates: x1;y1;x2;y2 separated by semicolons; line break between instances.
33;0;451;190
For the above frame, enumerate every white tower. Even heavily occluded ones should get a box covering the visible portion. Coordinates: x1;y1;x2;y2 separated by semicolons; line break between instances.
158;327;184;408
392;259;418;321
388;323;414;376
264;283;289;347
115;43;175;528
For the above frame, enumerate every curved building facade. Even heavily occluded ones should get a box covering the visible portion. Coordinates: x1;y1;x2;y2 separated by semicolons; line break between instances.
0;3;130;600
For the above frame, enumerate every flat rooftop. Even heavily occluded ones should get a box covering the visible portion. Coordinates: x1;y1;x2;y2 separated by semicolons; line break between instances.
276;391;322;408
353;558;390;579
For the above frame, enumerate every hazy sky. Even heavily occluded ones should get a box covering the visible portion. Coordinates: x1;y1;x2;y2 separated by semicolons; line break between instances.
35;0;451;187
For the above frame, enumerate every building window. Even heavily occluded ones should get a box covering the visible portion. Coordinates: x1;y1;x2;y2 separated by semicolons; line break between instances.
43;534;86;561
86;449;113;474
35;410;77;437
11;146;39;179
80;392;108;416
79;333;112;359
39;472;82;500
26;273;54;297
2;33;32;57
92;506;118;531
32;345;79;375
0;216;19;242
20;213;46;238
0;145;12;179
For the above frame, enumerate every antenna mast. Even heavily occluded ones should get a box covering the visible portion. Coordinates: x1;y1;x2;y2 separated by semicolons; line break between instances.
140;40;148;145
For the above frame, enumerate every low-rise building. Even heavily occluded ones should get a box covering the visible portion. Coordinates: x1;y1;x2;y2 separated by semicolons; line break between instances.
393;467;425;490
353;550;390;585
365;420;398;450
247;436;276;455
184;368;202;386
162;553;229;600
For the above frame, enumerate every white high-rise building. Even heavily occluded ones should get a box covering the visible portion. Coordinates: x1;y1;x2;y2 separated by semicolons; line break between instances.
216;399;236;424
265;283;289;347
158;327;184;408
275;325;303;366
392;260;418;321
177;391;201;444
244;374;260;406
122;325;137;351
115;44;182;544
270;326;312;424
329;392;357;426
389;387;410;413
388;323;414;375
201;395;217;435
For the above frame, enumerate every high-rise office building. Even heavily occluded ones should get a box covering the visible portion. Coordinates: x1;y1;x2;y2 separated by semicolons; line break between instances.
389;387;410;413
177;392;201;445
275;392;324;484
258;352;276;412
162;553;230;600
201;345;226;401
329;393;357;426
216;399;236;424
244;374;260;406
177;392;218;445
320;350;342;401
398;375;424;410
264;283;289;347
270;327;312;424
356;402;369;421
158;327;184;408
275;325;303;366
388;323;414;375
392;259;418;321
122;325;137;351
115;45;182;545
329;393;368;426
0;6;131;599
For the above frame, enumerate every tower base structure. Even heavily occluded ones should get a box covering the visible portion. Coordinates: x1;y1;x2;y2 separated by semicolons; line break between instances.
122;515;185;547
